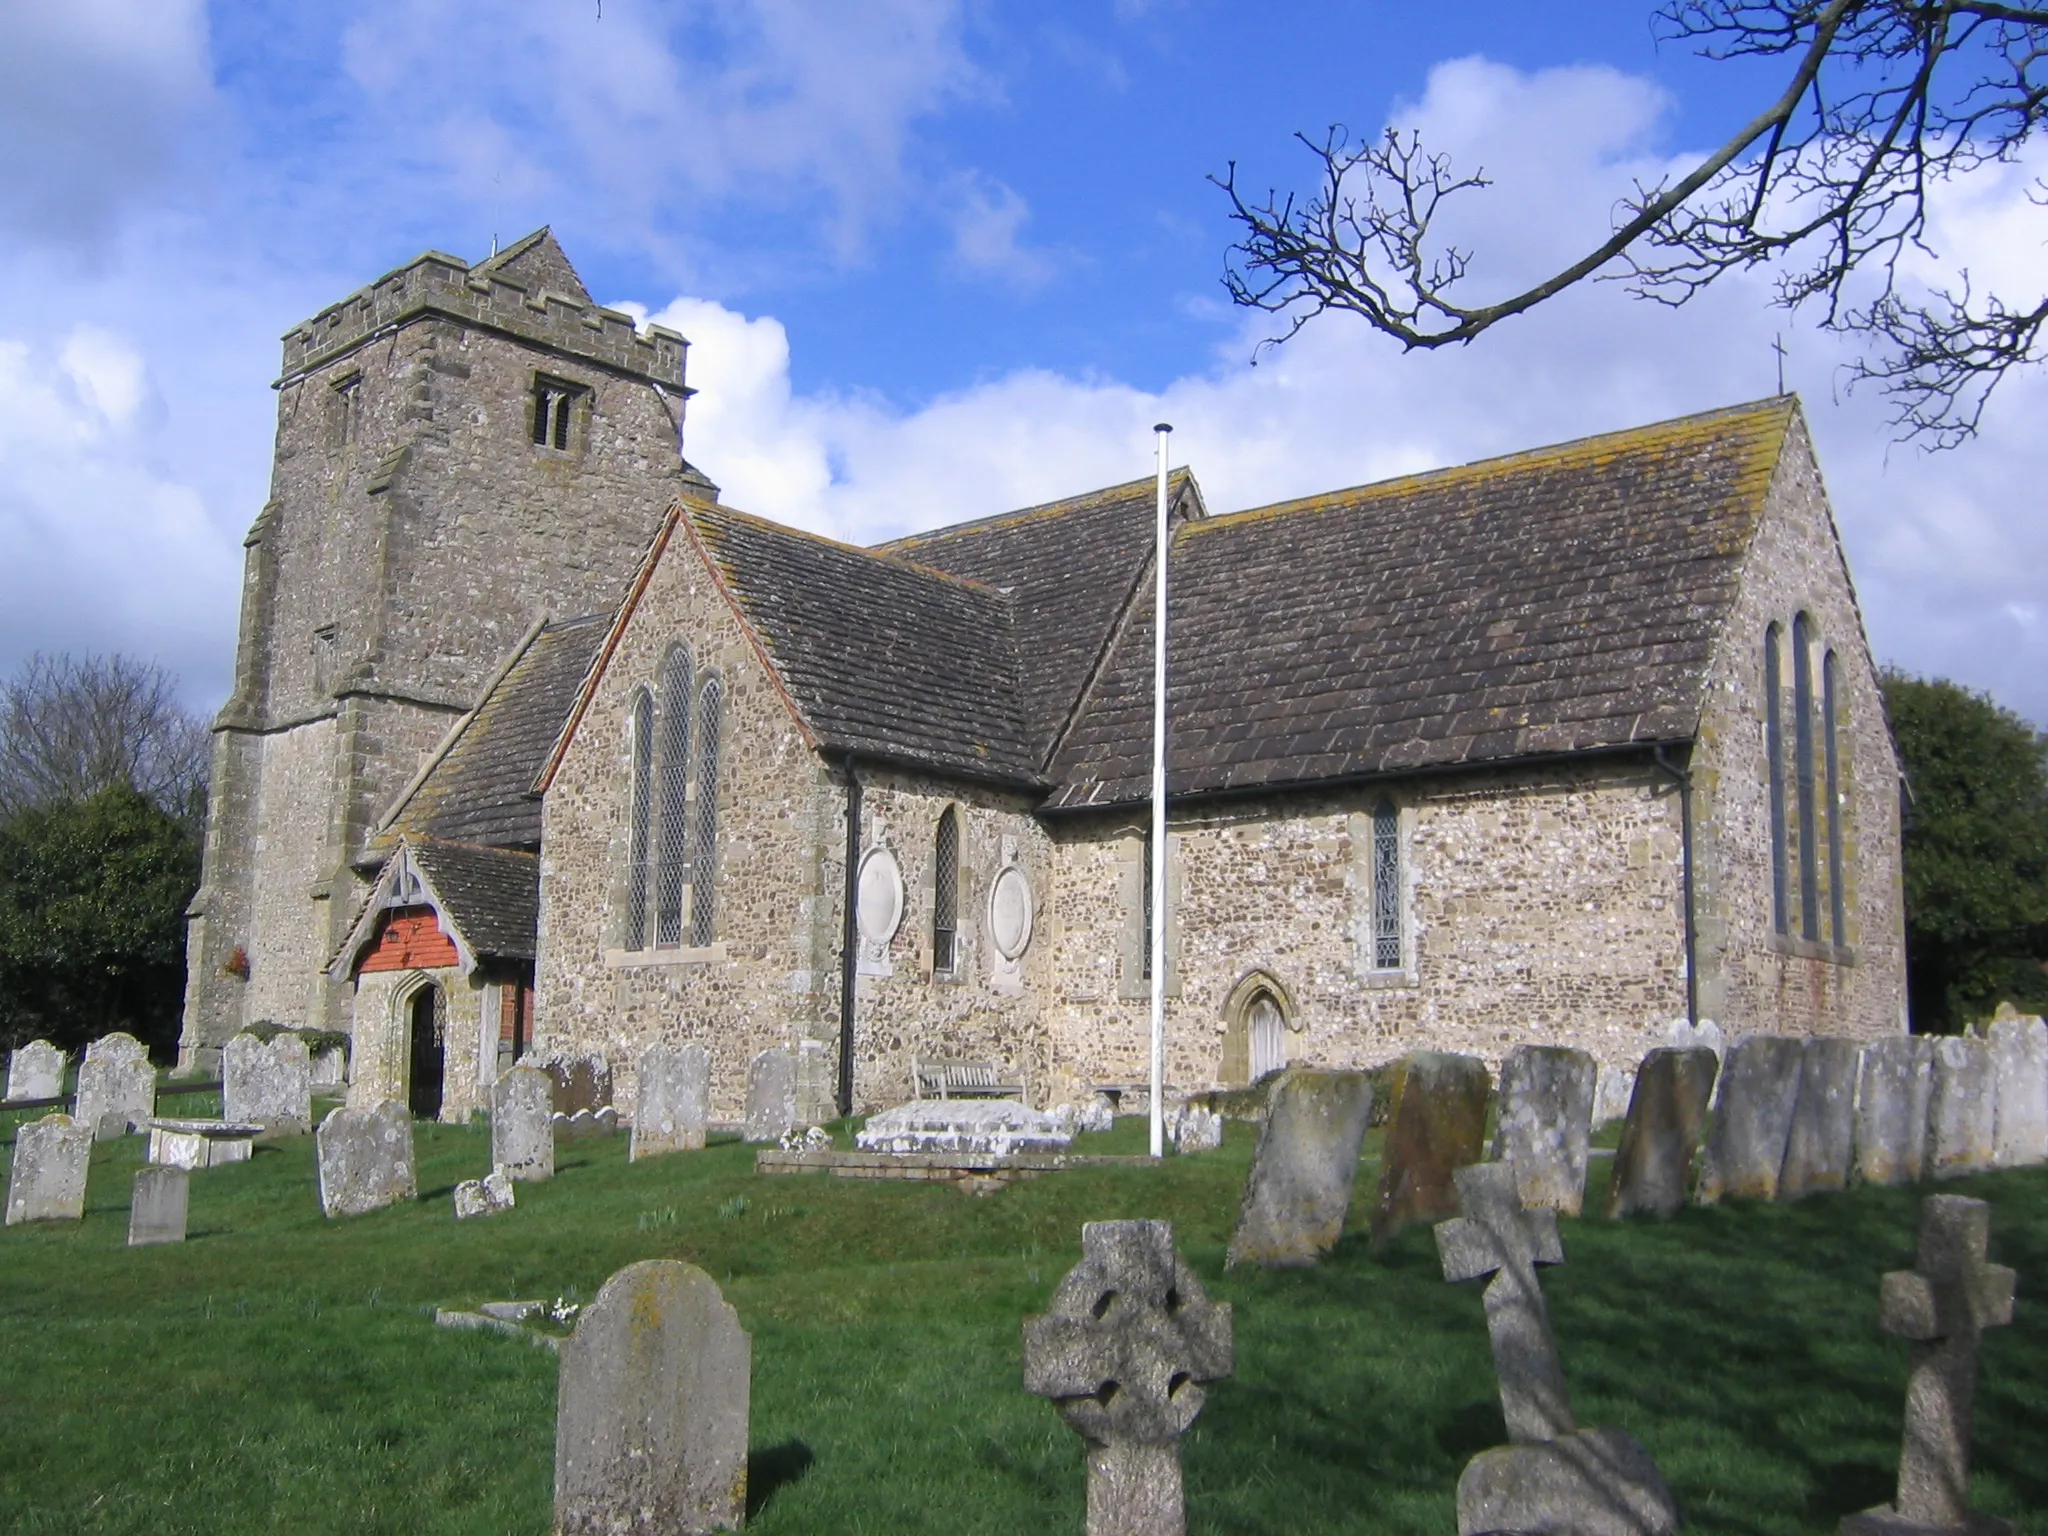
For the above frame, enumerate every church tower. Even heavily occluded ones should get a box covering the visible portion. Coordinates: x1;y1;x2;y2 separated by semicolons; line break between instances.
179;230;701;1064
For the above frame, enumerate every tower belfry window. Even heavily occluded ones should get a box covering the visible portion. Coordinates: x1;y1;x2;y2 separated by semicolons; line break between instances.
532;379;577;450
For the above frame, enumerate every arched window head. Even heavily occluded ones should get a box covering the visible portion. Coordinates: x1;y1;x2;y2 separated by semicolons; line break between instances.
653;647;694;948
688;674;724;947
1371;800;1401;970
1824;648;1846;946
1793;613;1821;941
932;807;960;976
1765;623;1788;935
624;688;654;951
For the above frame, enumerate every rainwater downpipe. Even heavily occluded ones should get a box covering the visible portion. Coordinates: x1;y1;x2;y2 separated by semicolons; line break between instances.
1653;742;1701;1027
837;759;863;1118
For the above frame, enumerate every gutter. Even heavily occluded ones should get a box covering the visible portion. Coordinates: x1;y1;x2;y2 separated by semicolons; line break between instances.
837;758;863;1118
1652;742;1702;1028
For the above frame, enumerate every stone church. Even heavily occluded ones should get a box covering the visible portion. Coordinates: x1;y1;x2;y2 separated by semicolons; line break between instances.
178;230;1907;1123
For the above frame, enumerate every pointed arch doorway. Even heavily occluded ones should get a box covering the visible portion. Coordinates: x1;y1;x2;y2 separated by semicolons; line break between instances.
1220;971;1298;1087
407;983;446;1119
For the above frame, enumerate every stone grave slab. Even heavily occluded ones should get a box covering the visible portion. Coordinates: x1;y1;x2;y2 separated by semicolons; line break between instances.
6;1039;63;1103
1986;1015;2048;1169
5;1113;92;1225
1928;1038;1996;1179
492;1064;554;1181
315;1100;417;1218
1371;1052;1489;1246
128;1165;189;1246
856;1098;1073;1156
222;1031;313;1135
745;1047;796;1143
1856;1037;1935;1187
545;1055;613;1115
75;1032;154;1141
554;1259;751;1536
1606;1047;1718;1219
1493;1045;1598;1216
631;1042;710;1161
1226;1068;1373;1269
1780;1037;1862;1200
1024;1220;1233;1536
145;1118;262;1170
1698;1035;1805;1203
453;1168;515;1219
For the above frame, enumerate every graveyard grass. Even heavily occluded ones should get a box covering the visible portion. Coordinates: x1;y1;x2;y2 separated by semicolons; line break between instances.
2;1104;2045;1536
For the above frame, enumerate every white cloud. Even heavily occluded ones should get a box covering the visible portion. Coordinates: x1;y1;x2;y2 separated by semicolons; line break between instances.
947;173;1059;289
58;327;151;430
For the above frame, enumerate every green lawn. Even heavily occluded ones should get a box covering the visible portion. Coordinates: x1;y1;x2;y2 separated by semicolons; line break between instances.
1;1103;2043;1536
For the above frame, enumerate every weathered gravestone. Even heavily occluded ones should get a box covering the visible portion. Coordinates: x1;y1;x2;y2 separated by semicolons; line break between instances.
1856;1037;1935;1187
1780;1037;1862;1200
1593;1064;1637;1130
546;1055;613;1115
1493;1046;1597;1216
1024;1221;1234;1536
1225;1068;1373;1269
4;1113;92;1225
222;1031;313;1135
1839;1195;2015;1536
632;1042;710;1161
75;1032;154;1141
128;1165;189;1246
554;1259;751;1535
795;1038;835;1129
453;1168;515;1220
1437;1163;1680;1536
1170;1103;1223;1154
1372;1052;1490;1246
744;1047;796;1143
1697;1035;1805;1203
1986;1015;2048;1169
1606;1047;1718;1219
315;1100;417;1218
6;1039;63;1103
493;1064;555;1181
1928;1038;1996;1180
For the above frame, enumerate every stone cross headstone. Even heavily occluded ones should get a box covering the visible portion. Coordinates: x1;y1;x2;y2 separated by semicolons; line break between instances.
1697;1035;1805;1203
492;1063;555;1181
1493;1045;1598;1216
1986;1015;2048;1169
1225;1068;1373;1269
453;1167;515;1219
4;1113;92;1225
1437;1163;1681;1536
1856;1037;1935;1188
6;1039;63;1103
1371;1052;1490;1246
632;1042;710;1161
128;1165;189;1246
744;1047;796;1143
1780;1037;1862;1200
554;1259;751;1536
1024;1220;1234;1536
1927;1038;1996;1179
315;1100;417;1218
75;1031;154;1141
222;1031;313;1135
1606;1047;1718;1219
1839;1195;2016;1536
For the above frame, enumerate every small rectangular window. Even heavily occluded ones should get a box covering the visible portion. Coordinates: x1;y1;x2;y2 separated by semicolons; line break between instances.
329;373;361;448
532;379;578;450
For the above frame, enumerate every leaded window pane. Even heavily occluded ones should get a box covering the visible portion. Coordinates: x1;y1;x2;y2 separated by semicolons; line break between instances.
653;649;693;947
933;808;959;974
688;675;724;947
1372;801;1401;970
1765;624;1789;934
1140;832;1153;980
625;689;653;951
1794;613;1820;941
1825;649;1846;946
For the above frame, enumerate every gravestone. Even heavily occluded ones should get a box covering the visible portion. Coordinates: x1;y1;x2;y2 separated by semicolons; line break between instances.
492;1064;554;1181
310;1044;347;1090
744;1047;796;1143
1856;1037;1935;1187
4;1113;92;1225
1665;1017;1725;1060
795;1038;835;1128
75;1032;154;1141
1371;1052;1490;1246
1226;1068;1373;1268
1493;1046;1598;1216
1437;1163;1680;1536
1986;1015;2048;1169
1840;1195;2016;1536
546;1055;613;1115
1170;1103;1223;1153
1780;1037;1862;1200
1592;1064;1637;1130
222;1031;313;1135
1024;1220;1234;1536
1697;1035;1805;1203
128;1165;189;1246
632;1042;711;1161
453;1168;515;1219
315;1100;417;1218
856;1098;1072;1155
554;1260;751;1536
6;1039;63;1103
1606;1047;1718;1219
1927;1037;1996;1179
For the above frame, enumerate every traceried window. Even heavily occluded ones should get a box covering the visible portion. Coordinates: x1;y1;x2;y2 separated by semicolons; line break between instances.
688;674;724;947
1794;613;1821;941
1371;800;1402;970
1824;648;1847;946
932;807;960;976
532;378;578;450
652;648;694;948
1765;623;1789;934
624;688;654;951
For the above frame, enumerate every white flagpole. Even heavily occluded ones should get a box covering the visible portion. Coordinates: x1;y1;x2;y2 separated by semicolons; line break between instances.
1149;422;1172;1160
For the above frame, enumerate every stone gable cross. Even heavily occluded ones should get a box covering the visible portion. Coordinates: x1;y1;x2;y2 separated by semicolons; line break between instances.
1024;1220;1234;1536
1844;1194;2016;1536
1435;1160;1576;1444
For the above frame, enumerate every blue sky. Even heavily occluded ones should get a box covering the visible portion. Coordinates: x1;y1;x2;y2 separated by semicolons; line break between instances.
3;0;2045;724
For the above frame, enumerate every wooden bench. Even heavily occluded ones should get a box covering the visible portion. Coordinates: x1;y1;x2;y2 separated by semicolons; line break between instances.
912;1058;1026;1101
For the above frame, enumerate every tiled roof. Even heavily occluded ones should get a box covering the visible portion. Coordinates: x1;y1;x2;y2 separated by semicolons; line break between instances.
409;840;540;963
690;505;1042;783
1044;397;1796;809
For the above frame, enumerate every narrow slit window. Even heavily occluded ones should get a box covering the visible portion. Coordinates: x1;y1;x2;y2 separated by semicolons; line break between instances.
1824;649;1847;947
688;675;724;947
1765;623;1789;934
532;380;576;449
1372;800;1402;970
1794;613;1821;941
932;807;959;976
624;689;654;951
652;648;693;948
1140;831;1153;980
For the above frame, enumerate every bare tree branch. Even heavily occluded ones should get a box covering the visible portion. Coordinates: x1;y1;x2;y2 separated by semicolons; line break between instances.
0;654;210;823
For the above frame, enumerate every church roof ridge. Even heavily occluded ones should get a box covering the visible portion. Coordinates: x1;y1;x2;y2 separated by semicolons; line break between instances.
692;501;1014;599
879;466;1197;553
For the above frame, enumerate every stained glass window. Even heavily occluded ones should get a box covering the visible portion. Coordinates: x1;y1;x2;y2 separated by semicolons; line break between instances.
933;807;959;974
652;648;693;947
688;675;724;947
1372;800;1401;970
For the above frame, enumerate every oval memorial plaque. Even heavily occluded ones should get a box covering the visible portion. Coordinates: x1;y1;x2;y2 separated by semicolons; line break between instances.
856;846;904;948
988;864;1035;961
